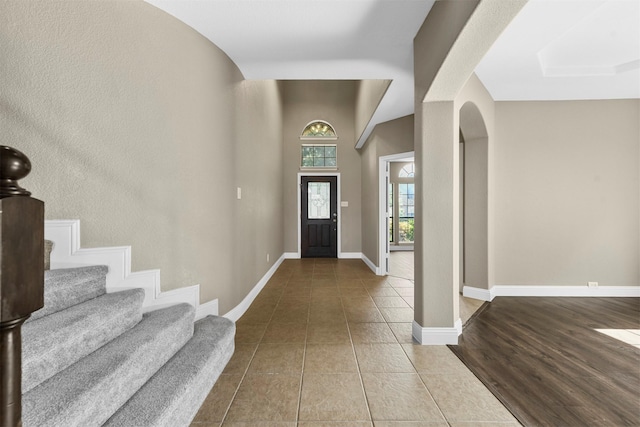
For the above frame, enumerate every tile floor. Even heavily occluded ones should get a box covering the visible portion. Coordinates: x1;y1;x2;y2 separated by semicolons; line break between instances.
192;258;520;426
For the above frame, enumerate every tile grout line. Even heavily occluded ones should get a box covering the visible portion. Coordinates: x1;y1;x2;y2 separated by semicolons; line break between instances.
387;275;452;426
217;340;259;426
400;336;451;425
374;275;452;426
293;261;315;427
343;275;375;427
219;269;290;426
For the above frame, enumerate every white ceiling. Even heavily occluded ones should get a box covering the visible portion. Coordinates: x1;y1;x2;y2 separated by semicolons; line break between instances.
146;0;434;147
146;0;640;145
476;0;640;101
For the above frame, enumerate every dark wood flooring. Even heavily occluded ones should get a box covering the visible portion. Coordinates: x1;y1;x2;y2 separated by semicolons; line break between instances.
449;297;640;427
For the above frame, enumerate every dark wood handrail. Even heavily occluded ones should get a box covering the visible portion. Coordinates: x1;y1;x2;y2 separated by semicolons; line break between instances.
0;146;44;427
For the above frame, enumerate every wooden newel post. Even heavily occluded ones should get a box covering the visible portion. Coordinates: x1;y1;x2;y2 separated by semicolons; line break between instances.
0;146;44;427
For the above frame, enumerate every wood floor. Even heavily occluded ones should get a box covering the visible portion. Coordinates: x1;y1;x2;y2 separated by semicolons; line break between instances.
449;297;640;427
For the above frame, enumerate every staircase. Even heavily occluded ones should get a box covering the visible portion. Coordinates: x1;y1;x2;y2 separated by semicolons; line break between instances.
0;146;235;427
21;262;235;426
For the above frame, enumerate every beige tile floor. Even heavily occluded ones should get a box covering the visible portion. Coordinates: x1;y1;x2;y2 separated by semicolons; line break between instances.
192;258;519;427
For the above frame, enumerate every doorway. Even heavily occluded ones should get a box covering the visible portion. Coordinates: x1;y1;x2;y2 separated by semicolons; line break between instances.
378;151;415;275
300;175;338;257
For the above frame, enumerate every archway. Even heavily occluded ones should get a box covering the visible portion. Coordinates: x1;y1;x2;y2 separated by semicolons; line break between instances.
459;101;489;296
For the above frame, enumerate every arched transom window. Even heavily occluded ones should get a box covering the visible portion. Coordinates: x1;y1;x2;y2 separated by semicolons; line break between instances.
300;120;338;169
300;120;337;140
399;163;415;178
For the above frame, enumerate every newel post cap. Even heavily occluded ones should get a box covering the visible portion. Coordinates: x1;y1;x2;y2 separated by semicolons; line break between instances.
0;145;33;198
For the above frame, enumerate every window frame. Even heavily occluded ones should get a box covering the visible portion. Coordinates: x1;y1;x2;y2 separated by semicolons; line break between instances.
299;120;338;141
300;143;338;170
399;163;415;178
397;182;415;243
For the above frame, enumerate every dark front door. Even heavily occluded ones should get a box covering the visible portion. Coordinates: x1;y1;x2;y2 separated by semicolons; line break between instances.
301;176;338;258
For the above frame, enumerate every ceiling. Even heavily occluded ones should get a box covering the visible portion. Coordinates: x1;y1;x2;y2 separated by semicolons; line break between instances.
146;0;639;146
476;0;640;101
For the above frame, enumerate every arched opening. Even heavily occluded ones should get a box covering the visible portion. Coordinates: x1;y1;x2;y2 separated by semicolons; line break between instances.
459;102;489;294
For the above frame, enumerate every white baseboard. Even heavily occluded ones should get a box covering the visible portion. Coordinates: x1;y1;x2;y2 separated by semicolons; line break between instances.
361;253;381;275
45;219;217;318
223;254;286;322
494;285;640;298
463;284;640;301
222;251;391;322
284;251;381;275
285;252;361;260
412;319;462;345
462;286;492;301
339;252;362;259
390;245;414;252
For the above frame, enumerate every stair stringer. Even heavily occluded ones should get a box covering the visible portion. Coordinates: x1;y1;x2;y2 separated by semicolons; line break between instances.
44;220;217;320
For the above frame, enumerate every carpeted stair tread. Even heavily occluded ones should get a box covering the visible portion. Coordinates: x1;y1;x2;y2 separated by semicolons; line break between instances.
22;303;195;427
22;288;145;393
30;265;109;322
103;315;235;427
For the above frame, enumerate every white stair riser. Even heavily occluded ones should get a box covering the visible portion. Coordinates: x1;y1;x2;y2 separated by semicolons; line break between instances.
45;220;218;319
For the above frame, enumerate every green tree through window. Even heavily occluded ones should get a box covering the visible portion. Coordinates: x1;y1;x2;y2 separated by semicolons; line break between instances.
398;183;414;243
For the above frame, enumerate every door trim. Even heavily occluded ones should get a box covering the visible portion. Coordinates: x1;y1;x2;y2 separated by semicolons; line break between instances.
297;172;341;258
379;151;414;276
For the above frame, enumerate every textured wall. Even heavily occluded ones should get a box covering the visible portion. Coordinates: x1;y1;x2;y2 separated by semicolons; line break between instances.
461;136;488;289
282;81;361;255
0;1;284;313
494;99;640;287
231;79;284;308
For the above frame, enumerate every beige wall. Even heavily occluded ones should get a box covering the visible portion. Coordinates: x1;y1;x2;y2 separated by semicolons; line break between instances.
461;136;488;289
494;99;640;286
413;0;480;102
0;1;284;313
282;81;362;255
231;79;284;307
360;115;414;265
450;76;639;290
355;80;391;143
